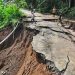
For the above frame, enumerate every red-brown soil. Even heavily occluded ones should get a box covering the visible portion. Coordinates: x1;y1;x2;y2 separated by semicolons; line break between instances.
0;29;55;75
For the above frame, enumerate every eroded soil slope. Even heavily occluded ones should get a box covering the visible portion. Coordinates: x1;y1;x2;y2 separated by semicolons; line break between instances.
0;27;54;75
0;26;12;42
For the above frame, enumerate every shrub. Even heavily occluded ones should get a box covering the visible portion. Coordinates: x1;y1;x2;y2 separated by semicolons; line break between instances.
66;7;75;19
15;0;28;8
0;0;22;29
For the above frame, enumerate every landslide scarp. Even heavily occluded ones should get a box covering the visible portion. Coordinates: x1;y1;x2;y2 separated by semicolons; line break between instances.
0;26;55;75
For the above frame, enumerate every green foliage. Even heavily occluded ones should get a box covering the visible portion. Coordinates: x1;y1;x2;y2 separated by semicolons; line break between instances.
15;0;28;8
58;4;69;15
0;0;21;29
37;0;51;13
58;2;75;19
65;7;75;19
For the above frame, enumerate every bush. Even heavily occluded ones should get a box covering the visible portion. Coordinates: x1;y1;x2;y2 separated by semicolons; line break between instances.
59;6;75;19
15;0;28;8
0;0;21;29
66;7;75;19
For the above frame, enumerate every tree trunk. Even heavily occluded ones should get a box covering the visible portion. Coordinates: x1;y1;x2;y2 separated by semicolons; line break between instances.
68;0;71;8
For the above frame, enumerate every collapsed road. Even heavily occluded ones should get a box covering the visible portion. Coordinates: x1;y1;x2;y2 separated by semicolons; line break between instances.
0;23;55;75
0;10;75;75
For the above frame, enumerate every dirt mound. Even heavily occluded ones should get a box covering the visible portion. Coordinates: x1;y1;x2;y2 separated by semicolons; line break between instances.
0;27;55;75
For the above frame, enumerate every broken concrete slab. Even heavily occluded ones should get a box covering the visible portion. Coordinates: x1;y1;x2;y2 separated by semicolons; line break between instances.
29;21;75;75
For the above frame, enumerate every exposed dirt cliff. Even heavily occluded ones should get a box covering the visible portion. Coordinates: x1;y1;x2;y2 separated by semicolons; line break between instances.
0;27;55;75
